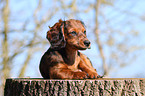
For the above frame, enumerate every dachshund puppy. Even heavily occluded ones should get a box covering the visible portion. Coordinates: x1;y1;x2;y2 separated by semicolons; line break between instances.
40;19;100;79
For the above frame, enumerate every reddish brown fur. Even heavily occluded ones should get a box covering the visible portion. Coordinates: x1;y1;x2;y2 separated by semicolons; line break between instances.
39;19;100;79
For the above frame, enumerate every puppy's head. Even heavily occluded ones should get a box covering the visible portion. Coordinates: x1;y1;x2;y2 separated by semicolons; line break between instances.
64;19;91;50
47;19;90;50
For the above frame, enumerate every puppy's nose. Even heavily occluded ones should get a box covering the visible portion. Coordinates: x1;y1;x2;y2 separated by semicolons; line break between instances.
84;40;90;47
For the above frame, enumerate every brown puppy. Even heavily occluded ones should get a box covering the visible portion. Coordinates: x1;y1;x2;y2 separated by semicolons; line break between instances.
39;19;99;79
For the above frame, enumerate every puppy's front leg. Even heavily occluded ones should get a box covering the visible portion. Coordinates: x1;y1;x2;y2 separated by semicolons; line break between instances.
78;60;99;79
49;63;88;79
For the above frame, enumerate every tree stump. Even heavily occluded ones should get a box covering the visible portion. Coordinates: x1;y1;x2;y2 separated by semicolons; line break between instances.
4;78;145;96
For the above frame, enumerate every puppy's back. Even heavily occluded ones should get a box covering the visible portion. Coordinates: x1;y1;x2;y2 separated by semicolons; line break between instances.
39;49;63;79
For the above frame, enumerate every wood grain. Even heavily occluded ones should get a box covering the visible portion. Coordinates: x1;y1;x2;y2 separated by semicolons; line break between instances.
4;78;145;96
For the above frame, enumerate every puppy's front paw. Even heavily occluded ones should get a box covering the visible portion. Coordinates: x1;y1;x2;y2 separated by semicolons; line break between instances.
73;72;88;79
97;75;103;78
87;72;99;79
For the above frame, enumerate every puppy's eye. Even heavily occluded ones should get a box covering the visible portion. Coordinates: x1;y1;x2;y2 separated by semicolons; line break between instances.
70;31;77;35
84;31;86;34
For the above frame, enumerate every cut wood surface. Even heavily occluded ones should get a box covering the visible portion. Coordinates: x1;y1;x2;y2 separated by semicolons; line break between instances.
4;78;145;96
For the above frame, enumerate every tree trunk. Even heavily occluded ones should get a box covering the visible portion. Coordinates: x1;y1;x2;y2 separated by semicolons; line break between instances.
4;78;145;96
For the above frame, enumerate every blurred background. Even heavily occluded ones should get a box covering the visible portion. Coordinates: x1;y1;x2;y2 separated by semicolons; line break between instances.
0;0;145;94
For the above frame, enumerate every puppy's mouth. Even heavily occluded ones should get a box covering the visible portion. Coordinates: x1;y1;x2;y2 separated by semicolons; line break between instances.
88;46;91;49
73;44;91;50
68;40;91;50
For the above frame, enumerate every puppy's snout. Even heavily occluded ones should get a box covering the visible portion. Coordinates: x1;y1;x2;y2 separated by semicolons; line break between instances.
84;40;90;47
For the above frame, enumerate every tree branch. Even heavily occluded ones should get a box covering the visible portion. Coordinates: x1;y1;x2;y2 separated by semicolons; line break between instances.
95;0;108;76
2;0;10;82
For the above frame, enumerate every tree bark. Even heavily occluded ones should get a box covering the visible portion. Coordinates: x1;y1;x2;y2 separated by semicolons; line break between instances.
4;78;145;96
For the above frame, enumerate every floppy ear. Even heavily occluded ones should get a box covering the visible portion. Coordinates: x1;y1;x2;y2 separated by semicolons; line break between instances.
47;19;66;50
